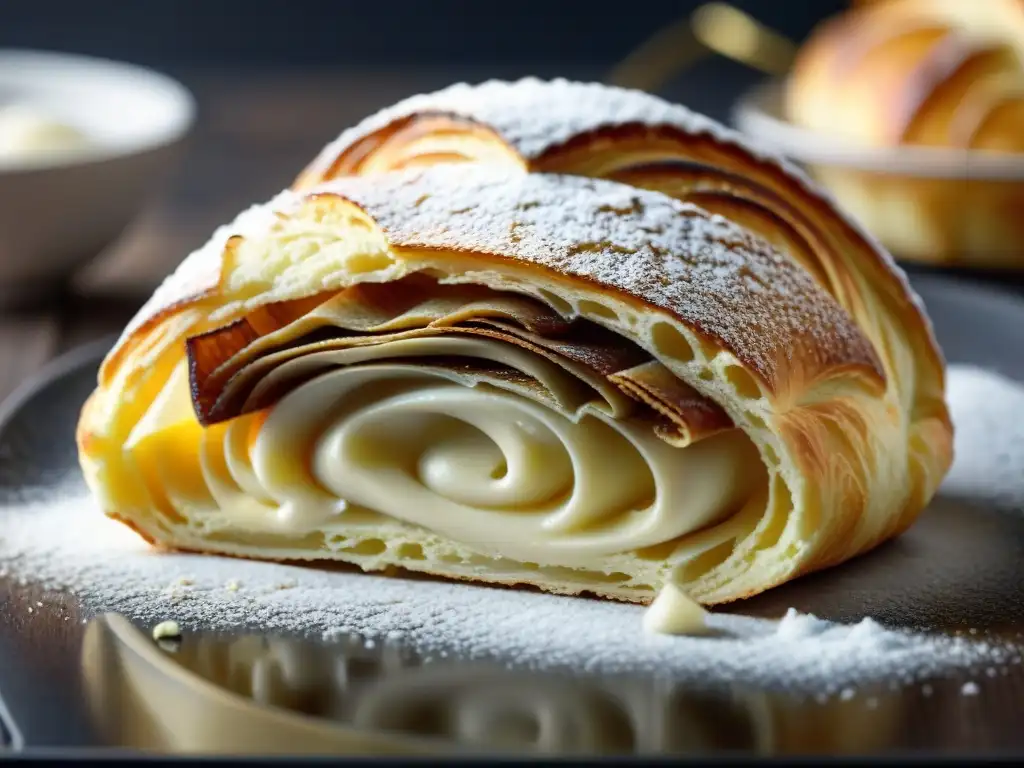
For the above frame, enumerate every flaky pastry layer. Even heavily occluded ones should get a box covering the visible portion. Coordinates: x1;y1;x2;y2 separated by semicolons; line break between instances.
77;160;952;606
286;78;947;449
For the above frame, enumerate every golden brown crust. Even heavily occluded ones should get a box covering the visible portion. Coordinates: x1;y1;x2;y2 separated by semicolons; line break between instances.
606;161;836;291
97;81;940;403
285;79;944;403
296;111;521;183
312;169;883;392
786;2;1024;266
97;166;884;404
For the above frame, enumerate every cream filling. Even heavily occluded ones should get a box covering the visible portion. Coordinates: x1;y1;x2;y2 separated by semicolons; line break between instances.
195;336;759;564
641;583;712;636
129;335;764;635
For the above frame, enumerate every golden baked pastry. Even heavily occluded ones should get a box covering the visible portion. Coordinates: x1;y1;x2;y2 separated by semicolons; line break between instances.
787;0;1024;152
782;0;1024;267
76;80;952;622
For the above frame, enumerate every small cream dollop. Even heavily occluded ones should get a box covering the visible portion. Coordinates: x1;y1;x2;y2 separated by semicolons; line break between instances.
0;104;93;162
642;583;713;636
152;619;181;641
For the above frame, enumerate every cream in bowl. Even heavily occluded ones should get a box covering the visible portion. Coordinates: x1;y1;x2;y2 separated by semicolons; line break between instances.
0;50;195;305
0;103;95;164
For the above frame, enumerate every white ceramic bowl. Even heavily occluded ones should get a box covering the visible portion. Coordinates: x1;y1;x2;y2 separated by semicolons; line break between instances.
0;50;195;305
733;81;1024;270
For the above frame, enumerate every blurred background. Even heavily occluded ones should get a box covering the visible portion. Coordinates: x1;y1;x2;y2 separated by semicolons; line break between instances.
1;0;1020;402
4;1;841;95
0;0;846;401
2;0;843;249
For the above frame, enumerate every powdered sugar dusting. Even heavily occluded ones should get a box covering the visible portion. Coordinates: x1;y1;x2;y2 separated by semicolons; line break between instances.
775;607;834;639
305;78;726;174
321;165;880;385
300;77;938;365
110;79;932;386
0;477;1015;693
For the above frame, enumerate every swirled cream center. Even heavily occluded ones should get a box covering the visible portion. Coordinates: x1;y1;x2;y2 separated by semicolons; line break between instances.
195;334;760;564
123;281;771;635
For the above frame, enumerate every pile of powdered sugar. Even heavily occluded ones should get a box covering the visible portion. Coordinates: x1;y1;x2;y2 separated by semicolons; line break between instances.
0;364;1021;694
941;364;1024;509
0;491;1015;693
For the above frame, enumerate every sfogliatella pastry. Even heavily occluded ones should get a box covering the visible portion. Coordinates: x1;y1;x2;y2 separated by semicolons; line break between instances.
787;0;1024;152
782;0;1024;267
76;81;952;623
